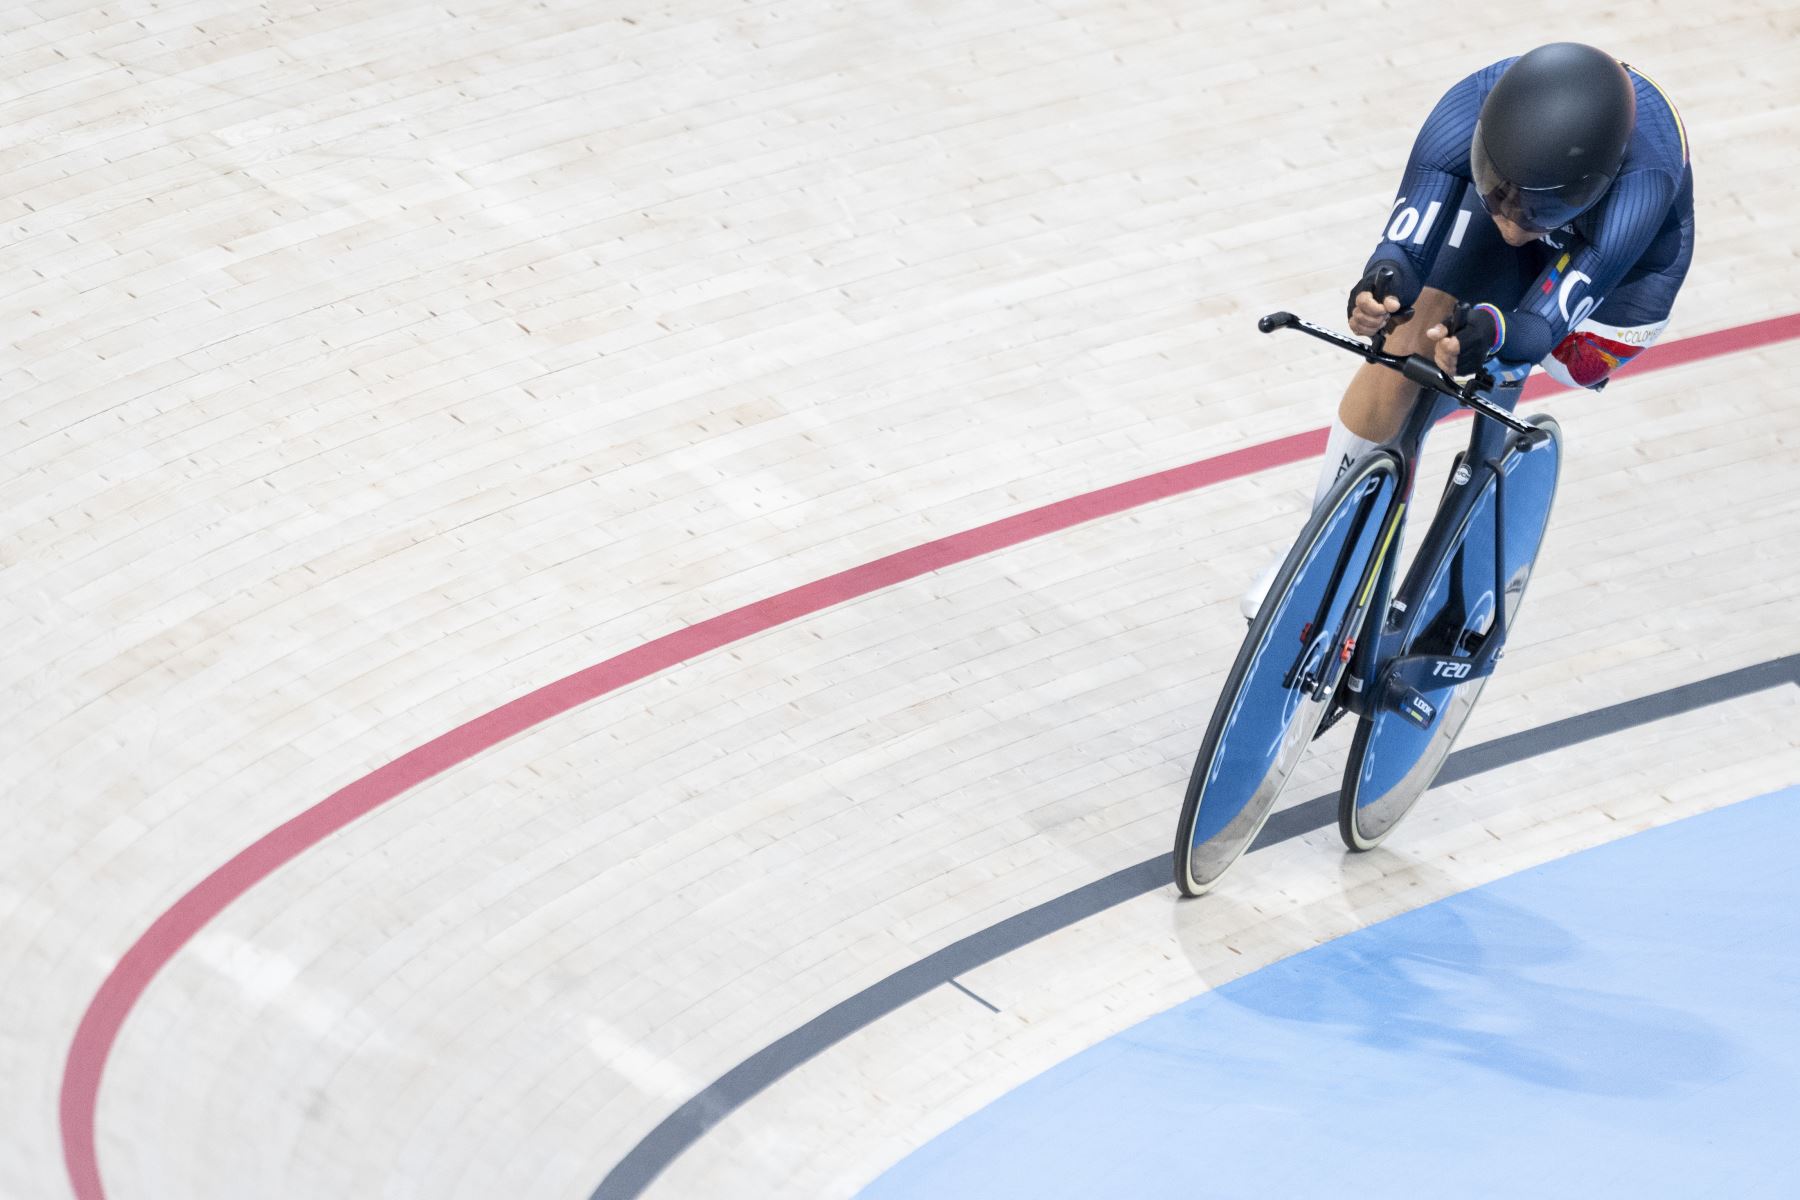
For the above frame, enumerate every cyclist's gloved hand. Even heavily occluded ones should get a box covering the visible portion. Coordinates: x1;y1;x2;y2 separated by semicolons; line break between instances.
1428;302;1503;376
1346;261;1413;338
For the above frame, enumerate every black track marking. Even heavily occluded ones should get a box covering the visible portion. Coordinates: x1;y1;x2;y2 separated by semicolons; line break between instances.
593;654;1800;1199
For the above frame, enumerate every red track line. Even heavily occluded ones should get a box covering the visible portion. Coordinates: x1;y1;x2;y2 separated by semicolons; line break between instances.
58;311;1800;1200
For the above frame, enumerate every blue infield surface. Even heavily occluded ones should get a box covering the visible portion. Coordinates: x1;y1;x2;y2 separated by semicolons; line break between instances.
860;785;1800;1199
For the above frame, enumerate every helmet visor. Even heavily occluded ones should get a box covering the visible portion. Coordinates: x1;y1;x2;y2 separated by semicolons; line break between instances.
1471;129;1614;232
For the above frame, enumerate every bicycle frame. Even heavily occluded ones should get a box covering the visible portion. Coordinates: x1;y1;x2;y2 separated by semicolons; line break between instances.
1340;377;1537;725
1255;311;1549;725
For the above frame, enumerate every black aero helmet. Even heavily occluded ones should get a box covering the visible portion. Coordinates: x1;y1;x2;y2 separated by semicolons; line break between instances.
1471;43;1636;232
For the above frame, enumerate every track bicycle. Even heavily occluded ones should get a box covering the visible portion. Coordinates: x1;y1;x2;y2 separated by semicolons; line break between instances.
1173;299;1563;896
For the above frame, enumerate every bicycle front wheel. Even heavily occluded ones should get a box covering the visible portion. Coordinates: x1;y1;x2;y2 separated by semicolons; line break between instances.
1338;414;1563;851
1174;450;1403;895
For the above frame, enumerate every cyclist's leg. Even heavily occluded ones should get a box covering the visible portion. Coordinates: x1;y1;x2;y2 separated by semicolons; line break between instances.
1335;287;1457;442
1238;289;1458;620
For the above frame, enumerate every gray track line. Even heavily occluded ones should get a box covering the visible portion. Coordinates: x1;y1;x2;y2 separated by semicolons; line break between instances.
592;653;1800;1200
947;978;1002;1014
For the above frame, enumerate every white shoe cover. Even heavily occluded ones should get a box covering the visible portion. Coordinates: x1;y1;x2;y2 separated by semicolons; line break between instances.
1238;552;1283;622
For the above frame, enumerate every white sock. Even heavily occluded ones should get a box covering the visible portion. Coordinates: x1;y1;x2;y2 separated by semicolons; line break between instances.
1311;414;1380;510
1240;415;1381;622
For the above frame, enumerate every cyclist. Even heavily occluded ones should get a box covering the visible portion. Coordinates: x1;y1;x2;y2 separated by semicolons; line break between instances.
1242;41;1693;619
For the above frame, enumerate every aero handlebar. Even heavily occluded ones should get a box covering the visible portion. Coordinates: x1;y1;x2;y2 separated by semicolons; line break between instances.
1256;310;1548;445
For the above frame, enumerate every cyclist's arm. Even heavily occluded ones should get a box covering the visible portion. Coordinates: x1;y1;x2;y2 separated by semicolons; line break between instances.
1358;69;1491;306
1490;169;1680;364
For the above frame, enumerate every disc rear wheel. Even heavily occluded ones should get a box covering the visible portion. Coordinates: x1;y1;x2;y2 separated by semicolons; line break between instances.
1338;415;1562;851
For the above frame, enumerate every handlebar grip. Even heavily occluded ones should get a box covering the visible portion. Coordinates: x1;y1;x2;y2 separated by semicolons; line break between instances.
1258;312;1296;334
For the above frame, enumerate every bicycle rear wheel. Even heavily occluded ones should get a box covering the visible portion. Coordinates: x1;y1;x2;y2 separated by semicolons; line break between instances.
1174;450;1403;895
1338;414;1562;851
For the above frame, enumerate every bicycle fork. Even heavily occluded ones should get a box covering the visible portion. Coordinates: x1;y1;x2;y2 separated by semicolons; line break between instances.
1283;484;1410;704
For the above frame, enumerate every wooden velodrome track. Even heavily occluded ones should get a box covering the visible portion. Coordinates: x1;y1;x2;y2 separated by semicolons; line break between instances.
5;1;1798;1197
